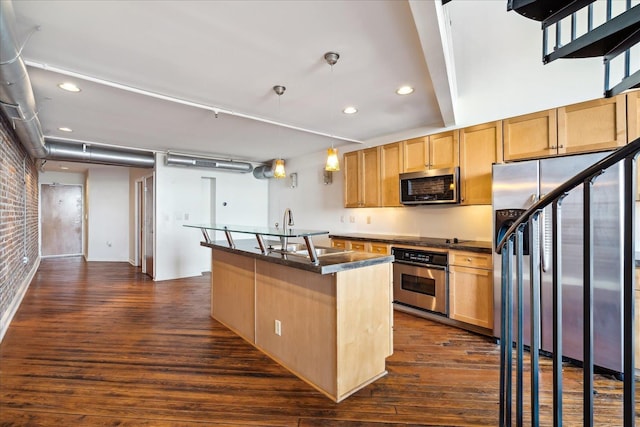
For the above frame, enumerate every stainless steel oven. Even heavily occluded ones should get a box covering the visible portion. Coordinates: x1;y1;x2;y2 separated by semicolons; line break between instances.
392;247;448;316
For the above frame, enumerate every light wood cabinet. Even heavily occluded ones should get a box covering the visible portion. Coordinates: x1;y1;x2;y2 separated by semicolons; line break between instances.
380;142;403;207
449;250;493;330
459;121;503;205
350;241;368;252
428;130;459;170
557;94;626;155
331;238;390;255
402;137;427;172
402;131;458;173
343;148;381;208
503;109;558;161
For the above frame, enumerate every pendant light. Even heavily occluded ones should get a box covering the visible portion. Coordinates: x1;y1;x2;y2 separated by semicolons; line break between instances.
273;85;286;179
324;52;340;172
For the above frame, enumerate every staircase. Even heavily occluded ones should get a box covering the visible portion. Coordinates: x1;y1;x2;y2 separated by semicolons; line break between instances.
503;6;640;426
496;139;639;426
509;0;640;97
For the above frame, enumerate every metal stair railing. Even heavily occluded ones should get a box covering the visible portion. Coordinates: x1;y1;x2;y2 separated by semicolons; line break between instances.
539;0;640;97
496;138;640;427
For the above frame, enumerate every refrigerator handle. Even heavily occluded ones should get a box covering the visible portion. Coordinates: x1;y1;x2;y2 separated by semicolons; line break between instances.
539;195;550;273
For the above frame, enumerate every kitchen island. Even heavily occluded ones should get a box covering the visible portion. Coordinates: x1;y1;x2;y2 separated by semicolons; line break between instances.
186;224;394;402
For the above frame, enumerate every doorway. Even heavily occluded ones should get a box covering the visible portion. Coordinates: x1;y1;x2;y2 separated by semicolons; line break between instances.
40;184;83;257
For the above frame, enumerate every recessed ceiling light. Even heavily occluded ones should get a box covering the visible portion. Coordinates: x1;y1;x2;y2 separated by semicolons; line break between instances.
343;106;358;114
396;85;414;95
58;127;73;132
58;82;81;92
60;166;69;170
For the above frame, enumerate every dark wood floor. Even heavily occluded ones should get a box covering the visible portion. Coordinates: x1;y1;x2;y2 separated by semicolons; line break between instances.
0;258;634;426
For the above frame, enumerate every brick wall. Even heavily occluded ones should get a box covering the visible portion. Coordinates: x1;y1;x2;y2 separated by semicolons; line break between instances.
0;112;40;340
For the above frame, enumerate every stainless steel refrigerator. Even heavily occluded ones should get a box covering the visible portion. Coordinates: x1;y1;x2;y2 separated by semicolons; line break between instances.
492;152;624;373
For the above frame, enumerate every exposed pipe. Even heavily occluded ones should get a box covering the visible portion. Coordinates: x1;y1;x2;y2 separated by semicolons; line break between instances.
165;152;253;173
0;0;48;158
46;139;155;168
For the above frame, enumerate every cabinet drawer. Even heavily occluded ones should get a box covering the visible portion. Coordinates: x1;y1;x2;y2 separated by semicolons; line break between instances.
450;251;492;269
370;243;390;255
331;239;347;249
350;241;368;252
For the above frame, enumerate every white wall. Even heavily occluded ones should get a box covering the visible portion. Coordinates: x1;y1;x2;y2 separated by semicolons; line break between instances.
86;166;130;262
154;153;269;281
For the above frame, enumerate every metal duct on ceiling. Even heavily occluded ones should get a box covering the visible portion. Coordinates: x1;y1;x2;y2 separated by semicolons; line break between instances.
46;139;155;168
0;0;47;158
165;152;253;173
252;164;276;179
0;1;158;169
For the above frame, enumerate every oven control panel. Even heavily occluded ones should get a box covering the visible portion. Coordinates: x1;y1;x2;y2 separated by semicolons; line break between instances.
392;248;448;267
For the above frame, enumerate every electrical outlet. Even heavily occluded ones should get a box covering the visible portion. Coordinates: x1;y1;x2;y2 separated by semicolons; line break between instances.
366;216;371;224
274;319;282;336
340;215;344;223
349;215;355;223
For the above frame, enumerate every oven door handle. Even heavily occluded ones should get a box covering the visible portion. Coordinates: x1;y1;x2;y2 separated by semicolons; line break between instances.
394;260;448;270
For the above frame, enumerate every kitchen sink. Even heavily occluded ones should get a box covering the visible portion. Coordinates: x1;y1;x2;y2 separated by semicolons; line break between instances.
266;244;350;258
289;246;351;258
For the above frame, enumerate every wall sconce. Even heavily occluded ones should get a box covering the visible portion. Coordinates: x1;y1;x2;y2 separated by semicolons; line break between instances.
273;159;286;178
325;147;340;171
289;172;298;188
323;169;333;185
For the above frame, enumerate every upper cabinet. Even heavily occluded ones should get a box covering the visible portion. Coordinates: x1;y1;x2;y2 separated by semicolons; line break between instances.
557;94;626;155
380;142;403;207
503;109;558;161
343;148;381;208
459;121;503;205
402;137;427;173
402;131;458;173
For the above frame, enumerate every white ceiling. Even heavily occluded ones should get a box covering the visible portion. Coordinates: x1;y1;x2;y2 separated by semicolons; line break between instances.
10;0;453;167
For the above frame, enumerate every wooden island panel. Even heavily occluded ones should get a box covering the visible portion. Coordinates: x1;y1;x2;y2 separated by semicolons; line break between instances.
211;249;255;342
255;261;337;397
210;248;393;402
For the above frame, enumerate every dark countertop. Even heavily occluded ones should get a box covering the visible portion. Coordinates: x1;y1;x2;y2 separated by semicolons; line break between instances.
328;233;493;254
201;240;394;275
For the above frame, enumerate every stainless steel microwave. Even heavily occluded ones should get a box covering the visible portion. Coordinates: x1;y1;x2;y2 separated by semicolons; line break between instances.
399;167;460;205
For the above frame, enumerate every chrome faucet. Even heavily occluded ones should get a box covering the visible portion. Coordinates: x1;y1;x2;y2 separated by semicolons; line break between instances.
281;208;294;249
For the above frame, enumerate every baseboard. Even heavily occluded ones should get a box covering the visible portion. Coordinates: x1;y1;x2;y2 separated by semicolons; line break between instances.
0;257;41;343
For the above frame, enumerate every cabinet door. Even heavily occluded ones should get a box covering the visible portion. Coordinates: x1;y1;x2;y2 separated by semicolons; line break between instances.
343;151;361;208
361;147;381;207
402;137;428;172
429;130;459;169
449;265;493;329
380;142;403;207
557;94;626;155
503;109;558;161
459;121;503;205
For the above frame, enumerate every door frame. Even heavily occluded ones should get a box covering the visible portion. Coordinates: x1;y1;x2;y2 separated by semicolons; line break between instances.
141;173;155;278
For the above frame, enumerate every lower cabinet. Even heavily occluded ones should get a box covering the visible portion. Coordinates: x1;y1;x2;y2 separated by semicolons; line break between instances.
448;251;493;330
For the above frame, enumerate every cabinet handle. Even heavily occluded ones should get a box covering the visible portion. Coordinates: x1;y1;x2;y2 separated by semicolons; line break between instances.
466;258;472;262
559;145;564;148
550;145;557;149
